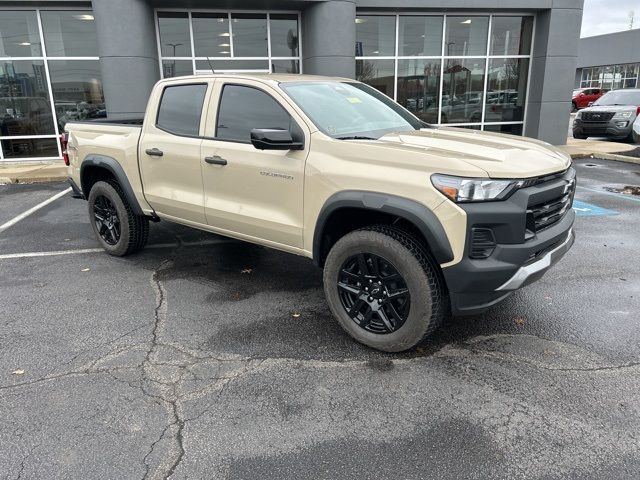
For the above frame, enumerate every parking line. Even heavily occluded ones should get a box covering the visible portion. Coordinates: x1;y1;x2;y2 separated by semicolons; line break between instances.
0;239;234;260
0;187;72;234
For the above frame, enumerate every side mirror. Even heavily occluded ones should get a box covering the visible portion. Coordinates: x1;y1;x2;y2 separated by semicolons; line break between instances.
250;128;303;150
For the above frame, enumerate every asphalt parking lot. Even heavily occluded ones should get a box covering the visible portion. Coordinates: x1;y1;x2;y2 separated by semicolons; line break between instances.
1;158;639;479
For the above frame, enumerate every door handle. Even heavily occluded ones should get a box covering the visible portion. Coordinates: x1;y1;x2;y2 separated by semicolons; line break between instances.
204;156;227;166
145;148;163;157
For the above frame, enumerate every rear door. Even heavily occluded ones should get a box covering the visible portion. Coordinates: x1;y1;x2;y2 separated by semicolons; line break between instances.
138;81;211;223
199;79;308;249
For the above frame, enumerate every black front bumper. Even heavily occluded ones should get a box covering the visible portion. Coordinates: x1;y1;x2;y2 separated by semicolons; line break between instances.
573;119;632;139
442;168;576;316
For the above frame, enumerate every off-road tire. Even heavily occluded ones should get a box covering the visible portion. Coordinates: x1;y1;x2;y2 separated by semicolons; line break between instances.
88;180;149;256
323;225;447;352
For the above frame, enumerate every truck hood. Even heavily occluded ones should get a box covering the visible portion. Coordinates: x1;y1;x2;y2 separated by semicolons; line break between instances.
377;127;572;178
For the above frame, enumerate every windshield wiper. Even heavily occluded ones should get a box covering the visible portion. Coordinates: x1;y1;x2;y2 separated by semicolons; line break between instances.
336;135;378;140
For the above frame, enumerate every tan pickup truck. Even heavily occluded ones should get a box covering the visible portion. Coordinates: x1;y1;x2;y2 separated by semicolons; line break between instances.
64;74;576;352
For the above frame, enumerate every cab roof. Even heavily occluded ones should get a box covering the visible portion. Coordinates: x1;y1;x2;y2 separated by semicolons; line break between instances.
158;73;353;85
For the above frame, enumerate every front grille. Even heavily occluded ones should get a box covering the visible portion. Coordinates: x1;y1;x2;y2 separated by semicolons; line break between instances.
527;176;576;232
582;111;615;122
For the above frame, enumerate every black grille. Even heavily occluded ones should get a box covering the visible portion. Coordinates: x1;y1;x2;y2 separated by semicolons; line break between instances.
582;111;615;122
527;176;576;232
470;228;496;259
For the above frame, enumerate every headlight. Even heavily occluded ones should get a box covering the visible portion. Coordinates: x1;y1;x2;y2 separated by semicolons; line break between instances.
431;174;520;203
613;111;634;119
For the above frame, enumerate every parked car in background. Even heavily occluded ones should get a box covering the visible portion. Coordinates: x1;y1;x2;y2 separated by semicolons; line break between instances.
573;89;640;141
572;87;607;111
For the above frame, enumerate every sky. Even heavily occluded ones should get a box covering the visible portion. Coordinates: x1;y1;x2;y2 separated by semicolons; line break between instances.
581;0;640;37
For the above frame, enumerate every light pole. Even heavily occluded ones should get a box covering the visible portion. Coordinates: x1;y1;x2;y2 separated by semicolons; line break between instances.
165;43;183;77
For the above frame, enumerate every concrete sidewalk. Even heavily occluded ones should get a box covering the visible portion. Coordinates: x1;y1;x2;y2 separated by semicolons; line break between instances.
1;137;639;184
0;161;67;184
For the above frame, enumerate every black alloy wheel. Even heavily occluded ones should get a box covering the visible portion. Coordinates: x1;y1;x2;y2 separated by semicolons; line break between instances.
337;252;411;334
93;194;121;245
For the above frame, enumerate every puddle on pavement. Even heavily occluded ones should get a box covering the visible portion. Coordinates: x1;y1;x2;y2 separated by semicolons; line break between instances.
603;185;640;196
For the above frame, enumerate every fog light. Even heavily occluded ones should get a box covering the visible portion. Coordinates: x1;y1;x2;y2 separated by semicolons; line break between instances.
616;121;628;128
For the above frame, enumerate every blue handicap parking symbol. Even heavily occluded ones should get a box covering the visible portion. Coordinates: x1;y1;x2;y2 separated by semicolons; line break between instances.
572;200;618;217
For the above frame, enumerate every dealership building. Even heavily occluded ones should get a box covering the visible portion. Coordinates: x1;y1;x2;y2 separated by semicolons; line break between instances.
0;0;583;162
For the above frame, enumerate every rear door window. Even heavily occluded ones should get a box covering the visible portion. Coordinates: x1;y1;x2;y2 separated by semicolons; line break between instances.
156;84;208;136
215;84;292;142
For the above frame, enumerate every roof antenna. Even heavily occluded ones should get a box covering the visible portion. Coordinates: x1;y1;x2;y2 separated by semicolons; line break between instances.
206;57;215;73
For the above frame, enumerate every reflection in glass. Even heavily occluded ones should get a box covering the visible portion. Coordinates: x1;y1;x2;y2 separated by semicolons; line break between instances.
441;58;486;124
2;138;58;158
41;10;99;57
195;60;269;72
162;60;193;78
158;12;191;57
356;59;395;97
397;60;440;124
445;16;489;57
483;124;523;136
48;60;105;129
270;14;299;57
355;16;396;56
231;14;268;57
485;58;529;123
398;16;443;57
0;61;55;136
0;11;41;57
192;13;230;58
490;17;533;56
270;60;299;74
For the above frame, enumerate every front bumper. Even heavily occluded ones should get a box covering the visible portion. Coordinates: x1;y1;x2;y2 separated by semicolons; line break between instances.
442;168;576;316
573;118;633;139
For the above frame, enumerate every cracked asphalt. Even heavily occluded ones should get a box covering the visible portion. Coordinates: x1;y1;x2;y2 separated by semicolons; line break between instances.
1;158;639;479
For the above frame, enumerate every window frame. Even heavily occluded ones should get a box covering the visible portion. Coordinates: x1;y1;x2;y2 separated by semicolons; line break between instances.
355;12;536;136
154;82;209;138
213;82;300;144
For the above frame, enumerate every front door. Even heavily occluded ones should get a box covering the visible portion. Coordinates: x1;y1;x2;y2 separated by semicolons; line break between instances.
200;80;307;248
138;81;210;224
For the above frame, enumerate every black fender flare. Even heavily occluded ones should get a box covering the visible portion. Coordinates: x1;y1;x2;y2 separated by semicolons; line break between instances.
80;154;144;216
313;191;454;266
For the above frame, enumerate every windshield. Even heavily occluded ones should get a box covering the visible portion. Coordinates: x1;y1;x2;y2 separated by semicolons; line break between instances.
594;90;640;106
280;81;423;139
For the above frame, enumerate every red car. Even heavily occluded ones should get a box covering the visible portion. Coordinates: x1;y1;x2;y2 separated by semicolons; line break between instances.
572;87;607;111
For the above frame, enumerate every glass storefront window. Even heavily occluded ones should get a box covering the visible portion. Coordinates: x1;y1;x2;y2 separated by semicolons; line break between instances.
398;16;443;57
40;11;98;57
231;14;268;57
162;60;193;78
158;12;192;57
0;60;56;137
445;16;489;57
484;123;523;136
192;13;230;58
270;14;299;57
195;59;269;72
485;58;529;123
48;60;105;130
442;58;486;124
0;11;41;57
355;16;396;56
490;17;533;56
397;60;440;124
356;59;395;97
270;60;300;74
2;137;58;158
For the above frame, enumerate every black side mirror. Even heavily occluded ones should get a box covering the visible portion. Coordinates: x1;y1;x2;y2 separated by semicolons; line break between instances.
250;128;303;150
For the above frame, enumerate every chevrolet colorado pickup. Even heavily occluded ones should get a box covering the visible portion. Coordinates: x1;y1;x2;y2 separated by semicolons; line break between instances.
64;74;576;352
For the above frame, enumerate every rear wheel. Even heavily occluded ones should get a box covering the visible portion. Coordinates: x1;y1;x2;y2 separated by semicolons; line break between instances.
323;226;446;352
88;181;149;256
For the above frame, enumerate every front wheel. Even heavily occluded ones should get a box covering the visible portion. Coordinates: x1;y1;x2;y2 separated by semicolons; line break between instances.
88;181;149;256
323;226;447;352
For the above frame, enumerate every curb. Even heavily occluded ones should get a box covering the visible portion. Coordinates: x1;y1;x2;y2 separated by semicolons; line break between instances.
0;175;67;185
569;152;640;165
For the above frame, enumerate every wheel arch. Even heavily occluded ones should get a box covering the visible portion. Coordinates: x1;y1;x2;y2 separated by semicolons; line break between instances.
313;191;454;267
80;155;144;216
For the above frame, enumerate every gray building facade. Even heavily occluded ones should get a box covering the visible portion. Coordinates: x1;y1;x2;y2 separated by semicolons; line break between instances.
0;0;584;162
575;29;640;90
